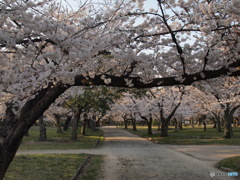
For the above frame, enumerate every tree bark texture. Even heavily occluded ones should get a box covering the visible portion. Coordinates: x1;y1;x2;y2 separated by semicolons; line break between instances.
160;118;168;137
132;119;137;131
54;114;63;133
71;111;81;141
124;120;128;129
223;104;240;138
0;85;68;179
63;116;72;131
38;116;47;141
147;117;153;135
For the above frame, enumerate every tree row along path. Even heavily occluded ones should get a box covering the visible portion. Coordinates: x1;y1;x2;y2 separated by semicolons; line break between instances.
17;126;240;180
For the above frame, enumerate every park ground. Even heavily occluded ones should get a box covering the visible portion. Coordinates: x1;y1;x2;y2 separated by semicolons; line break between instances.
12;126;240;180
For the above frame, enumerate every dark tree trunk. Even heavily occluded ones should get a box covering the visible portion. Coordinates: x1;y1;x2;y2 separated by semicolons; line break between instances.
87;117;91;129
178;120;183;130
212;113;222;133
217;118;222;133
71;111;80;141
212;120;217;128
24;130;29;136
54;114;63;133
158;94;182;137
223;104;240;138
147;119;153;135
63;116;72;131
160;119;168;137
223;109;233;139
38;116;47;141
124;119;128;129
174;118;178;132
0;85;68;179
203;120;207;132
132;119;137;131
222;104;240;138
223;117;232;138
140;115;152;135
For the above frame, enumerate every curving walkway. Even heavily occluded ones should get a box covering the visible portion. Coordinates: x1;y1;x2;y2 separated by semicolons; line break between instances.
17;126;239;180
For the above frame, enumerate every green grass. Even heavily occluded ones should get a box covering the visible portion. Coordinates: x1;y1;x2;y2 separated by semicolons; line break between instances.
121;125;240;145
82;155;105;180
216;156;240;172
19;126;103;150
4;126;104;180
4;154;104;180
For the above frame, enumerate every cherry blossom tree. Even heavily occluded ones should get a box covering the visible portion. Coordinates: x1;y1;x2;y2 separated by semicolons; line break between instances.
0;0;240;178
146;87;185;136
194;77;240;138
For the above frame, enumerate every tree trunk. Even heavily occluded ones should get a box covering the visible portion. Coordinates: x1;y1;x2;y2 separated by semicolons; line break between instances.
132;119;137;131
215;115;222;133
223;104;240;138
0;137;22;180
24;130;29;136
160;120;168;137
87;117;91;129
178;120;183;130
174;118;178;132
203;120;207;132
223;117;232;138
223;105;233;139
71;111;80;141
55;114;63;133
0;85;68;179
0;106;23;179
212;120;217;128
63;116;71;131
124;119;128;129
217;117;222;132
160;117;169;137
147;117;153;135
38;116;47;141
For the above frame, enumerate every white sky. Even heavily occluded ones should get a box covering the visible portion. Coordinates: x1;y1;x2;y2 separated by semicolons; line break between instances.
60;0;158;11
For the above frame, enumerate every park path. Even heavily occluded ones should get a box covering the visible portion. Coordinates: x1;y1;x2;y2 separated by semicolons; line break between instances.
17;126;240;180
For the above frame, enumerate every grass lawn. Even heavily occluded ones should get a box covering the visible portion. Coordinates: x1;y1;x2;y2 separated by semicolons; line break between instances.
4;126;104;180
4;154;104;180
121;125;240;145
19;126;104;150
216;156;240;173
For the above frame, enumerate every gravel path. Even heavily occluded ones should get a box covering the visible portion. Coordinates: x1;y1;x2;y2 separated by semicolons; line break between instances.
17;126;239;180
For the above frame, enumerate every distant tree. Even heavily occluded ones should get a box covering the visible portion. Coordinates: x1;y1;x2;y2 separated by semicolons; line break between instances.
64;86;122;140
38;116;47;141
195;77;240;138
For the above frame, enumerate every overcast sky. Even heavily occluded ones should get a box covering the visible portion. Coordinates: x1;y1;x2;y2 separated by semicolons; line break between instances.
60;0;158;11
